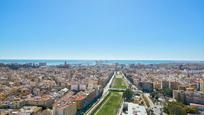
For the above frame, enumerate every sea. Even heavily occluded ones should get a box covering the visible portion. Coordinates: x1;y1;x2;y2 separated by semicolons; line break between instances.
0;60;203;66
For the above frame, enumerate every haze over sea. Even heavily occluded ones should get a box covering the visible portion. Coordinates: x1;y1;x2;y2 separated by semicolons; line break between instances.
0;60;203;66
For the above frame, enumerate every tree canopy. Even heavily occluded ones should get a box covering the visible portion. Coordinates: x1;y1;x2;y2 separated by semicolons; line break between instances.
164;102;199;115
123;88;134;101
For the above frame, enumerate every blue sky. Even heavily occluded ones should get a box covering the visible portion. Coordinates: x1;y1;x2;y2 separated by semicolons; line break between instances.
0;0;204;60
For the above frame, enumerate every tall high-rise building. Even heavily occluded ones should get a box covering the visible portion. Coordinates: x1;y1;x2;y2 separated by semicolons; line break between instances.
200;79;204;92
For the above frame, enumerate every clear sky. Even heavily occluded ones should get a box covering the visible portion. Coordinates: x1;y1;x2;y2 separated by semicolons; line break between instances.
0;0;204;60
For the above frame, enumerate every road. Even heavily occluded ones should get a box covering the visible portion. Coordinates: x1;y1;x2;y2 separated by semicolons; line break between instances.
85;71;116;115
144;93;162;115
102;72;116;96
109;88;126;91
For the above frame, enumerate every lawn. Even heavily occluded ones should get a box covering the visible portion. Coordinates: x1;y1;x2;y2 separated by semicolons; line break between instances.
94;92;123;115
111;77;128;89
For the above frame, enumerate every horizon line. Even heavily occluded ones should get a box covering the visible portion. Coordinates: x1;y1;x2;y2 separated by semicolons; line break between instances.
0;58;204;62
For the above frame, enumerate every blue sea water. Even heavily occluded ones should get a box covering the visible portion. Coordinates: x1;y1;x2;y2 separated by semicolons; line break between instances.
0;60;203;65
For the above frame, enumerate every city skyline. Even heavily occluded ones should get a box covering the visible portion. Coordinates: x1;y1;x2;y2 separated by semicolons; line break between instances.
1;0;204;60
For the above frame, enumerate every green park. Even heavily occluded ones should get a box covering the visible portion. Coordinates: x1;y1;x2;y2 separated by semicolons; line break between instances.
93;72;128;115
